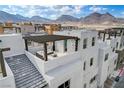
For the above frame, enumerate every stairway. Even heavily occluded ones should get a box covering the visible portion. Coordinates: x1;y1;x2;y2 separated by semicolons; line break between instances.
5;54;48;88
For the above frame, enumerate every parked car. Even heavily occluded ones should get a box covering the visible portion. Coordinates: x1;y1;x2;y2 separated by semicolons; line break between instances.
115;76;120;82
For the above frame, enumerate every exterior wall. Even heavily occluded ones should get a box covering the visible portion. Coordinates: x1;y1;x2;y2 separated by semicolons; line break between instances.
80;31;99;88
3;28;16;34
25;50;45;75
47;59;83;88
25;50;83;88
0;27;4;34
43;24;61;35
54;30;99;88
97;40;118;87
0;61;15;88
55;40;65;53
0;34;25;57
97;44;111;87
20;25;35;34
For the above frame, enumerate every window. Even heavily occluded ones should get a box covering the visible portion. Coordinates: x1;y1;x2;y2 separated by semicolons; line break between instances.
90;76;96;84
114;60;117;65
116;42;118;48
92;37;95;46
84;83;87;88
58;80;70;88
104;53;109;61
83;62;86;71
83;38;87;49
90;58;94;66
120;43;122;48
112;48;115;52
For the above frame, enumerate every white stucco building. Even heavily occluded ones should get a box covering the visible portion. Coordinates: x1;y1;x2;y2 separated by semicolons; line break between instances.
0;28;123;88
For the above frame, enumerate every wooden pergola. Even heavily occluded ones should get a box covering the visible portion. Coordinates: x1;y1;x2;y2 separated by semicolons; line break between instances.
98;27;124;41
23;35;79;61
3;26;21;33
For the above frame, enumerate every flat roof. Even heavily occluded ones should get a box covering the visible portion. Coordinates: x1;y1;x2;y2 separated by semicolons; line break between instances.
23;35;79;43
111;27;124;29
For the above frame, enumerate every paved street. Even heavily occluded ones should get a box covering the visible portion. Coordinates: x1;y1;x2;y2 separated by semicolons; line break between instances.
114;75;124;88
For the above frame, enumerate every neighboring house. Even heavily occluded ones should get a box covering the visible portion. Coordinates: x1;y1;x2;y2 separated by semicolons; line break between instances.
20;23;35;34
42;24;61;35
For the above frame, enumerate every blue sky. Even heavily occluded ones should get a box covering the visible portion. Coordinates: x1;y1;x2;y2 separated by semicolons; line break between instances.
0;5;124;19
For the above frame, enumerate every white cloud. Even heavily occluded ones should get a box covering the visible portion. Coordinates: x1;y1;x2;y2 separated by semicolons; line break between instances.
89;5;107;12
1;5;87;19
74;5;85;14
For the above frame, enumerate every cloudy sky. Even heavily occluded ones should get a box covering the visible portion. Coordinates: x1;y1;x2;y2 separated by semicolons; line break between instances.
0;5;124;19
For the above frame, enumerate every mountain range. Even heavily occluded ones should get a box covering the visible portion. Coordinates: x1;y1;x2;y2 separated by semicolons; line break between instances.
0;11;124;24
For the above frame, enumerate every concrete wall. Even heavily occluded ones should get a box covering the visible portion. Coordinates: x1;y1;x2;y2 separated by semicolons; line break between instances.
0;60;15;88
25;50;45;75
80;31;99;88
46;59;83;88
21;25;35;34
0;34;25;57
97;40;118;87
44;52;81;73
97;46;110;87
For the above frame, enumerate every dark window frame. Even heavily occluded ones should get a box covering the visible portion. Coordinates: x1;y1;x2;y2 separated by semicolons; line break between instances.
83;38;87;49
84;83;87;88
104;53;109;61
90;58;94;66
92;37;95;46
116;42;118;48
58;80;70;88
83;61;86;71
90;76;96;84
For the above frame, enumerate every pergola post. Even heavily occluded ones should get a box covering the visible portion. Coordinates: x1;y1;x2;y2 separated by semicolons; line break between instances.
75;39;78;51
108;32;111;39
0;48;10;77
0;49;7;77
24;39;28;51
15;28;17;33
44;43;48;61
19;28;21;33
103;32;106;41
114;31;117;38
53;41;55;51
98;32;101;38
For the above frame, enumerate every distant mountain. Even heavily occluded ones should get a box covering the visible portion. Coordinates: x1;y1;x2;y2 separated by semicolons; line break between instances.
15;14;29;21
56;15;79;22
0;11;51;23
80;12;101;24
0;11;27;22
80;12;118;24
0;11;124;25
30;16;51;23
